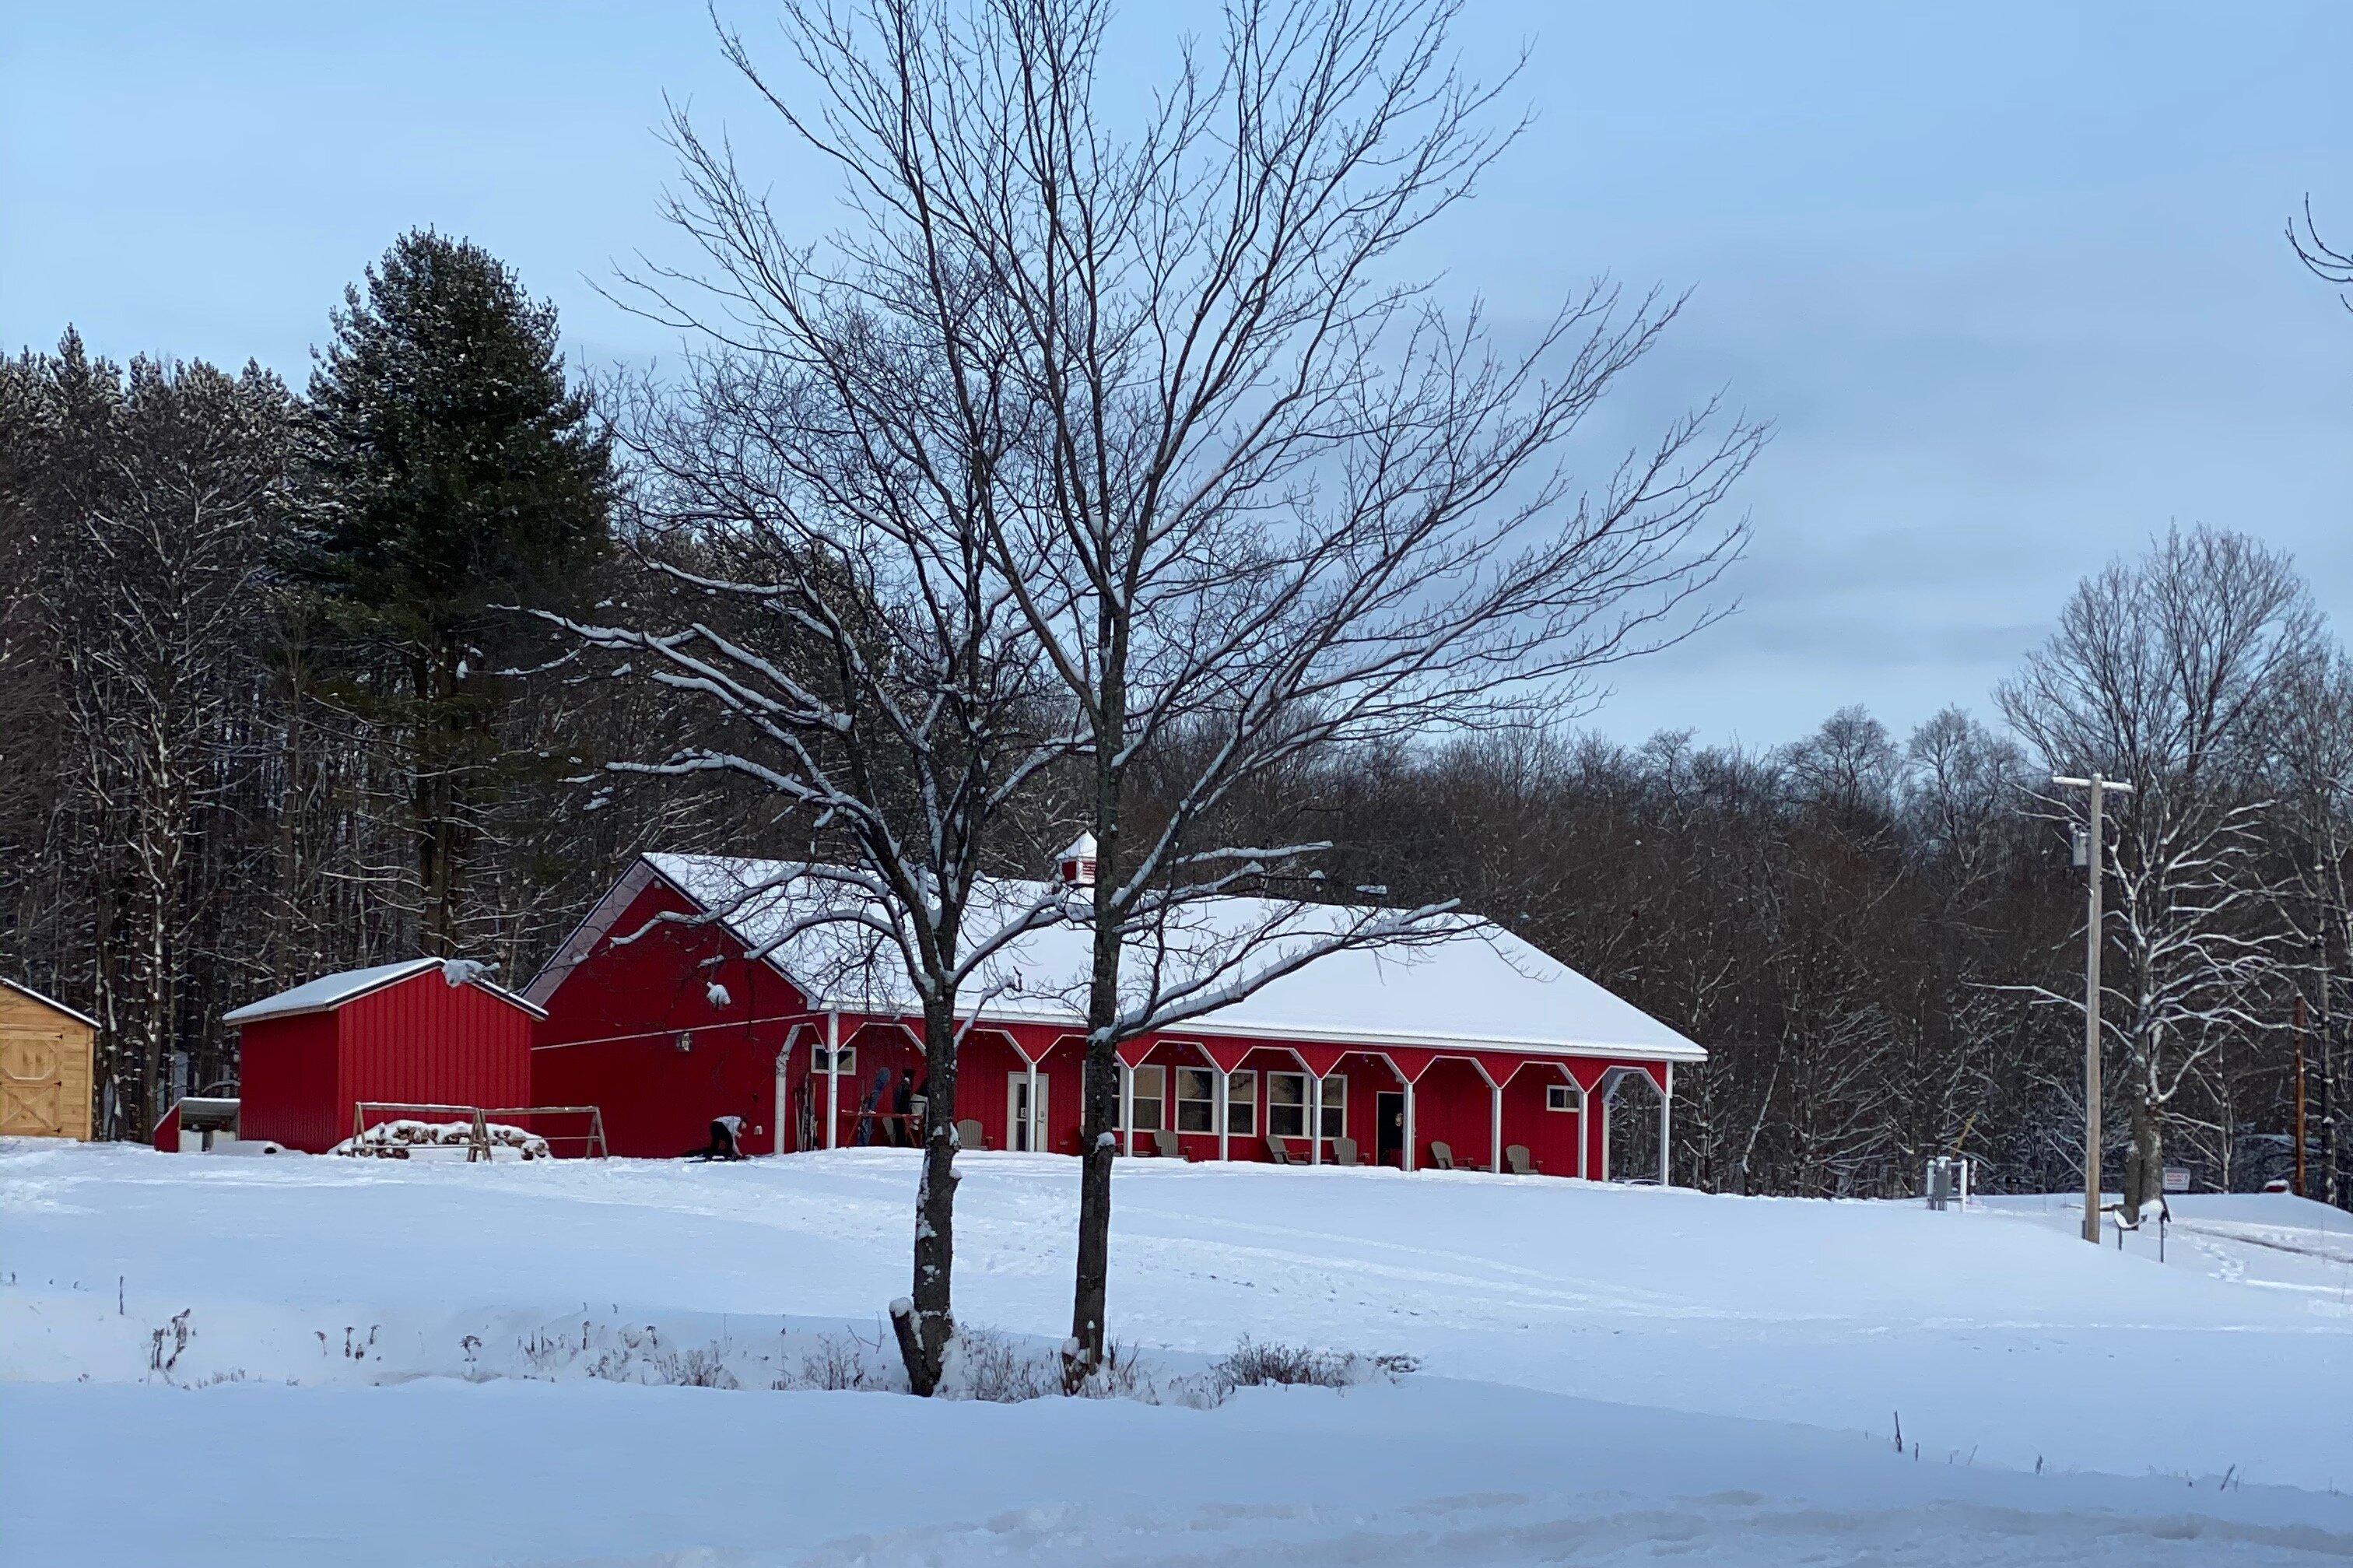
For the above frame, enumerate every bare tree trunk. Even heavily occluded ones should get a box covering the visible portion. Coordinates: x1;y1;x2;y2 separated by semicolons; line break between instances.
896;1002;962;1394
1066;659;1127;1386
2127;1081;2162;1217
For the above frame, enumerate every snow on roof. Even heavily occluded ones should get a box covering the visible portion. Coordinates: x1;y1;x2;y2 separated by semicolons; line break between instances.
536;853;1702;1062
223;958;547;1025
0;976;100;1030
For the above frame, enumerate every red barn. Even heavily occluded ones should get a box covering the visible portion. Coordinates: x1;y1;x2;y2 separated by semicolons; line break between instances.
225;958;543;1152
527;853;1700;1180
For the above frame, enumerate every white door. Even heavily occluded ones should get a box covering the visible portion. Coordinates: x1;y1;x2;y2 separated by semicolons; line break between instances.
1007;1072;1049;1152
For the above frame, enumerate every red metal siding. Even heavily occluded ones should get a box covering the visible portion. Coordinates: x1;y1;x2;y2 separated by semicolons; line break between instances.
337;971;534;1126
532;879;813;1157
236;1012;342;1152
1497;1065;1582;1177
233;970;538;1154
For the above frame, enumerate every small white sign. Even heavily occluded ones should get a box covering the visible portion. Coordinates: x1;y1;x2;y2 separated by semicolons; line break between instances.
2162;1166;2191;1193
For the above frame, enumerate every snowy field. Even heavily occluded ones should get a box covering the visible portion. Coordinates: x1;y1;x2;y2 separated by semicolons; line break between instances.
2;1140;2348;1566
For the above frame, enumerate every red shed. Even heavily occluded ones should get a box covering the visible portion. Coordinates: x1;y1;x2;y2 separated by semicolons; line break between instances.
225;958;543;1152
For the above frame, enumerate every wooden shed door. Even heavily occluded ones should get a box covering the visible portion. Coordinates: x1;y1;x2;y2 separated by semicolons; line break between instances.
1;1026;72;1136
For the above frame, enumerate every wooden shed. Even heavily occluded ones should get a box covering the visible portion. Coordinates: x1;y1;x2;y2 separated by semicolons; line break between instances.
1;976;97;1141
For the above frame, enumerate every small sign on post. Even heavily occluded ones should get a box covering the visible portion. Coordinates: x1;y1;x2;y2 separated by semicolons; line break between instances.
2162;1166;2191;1194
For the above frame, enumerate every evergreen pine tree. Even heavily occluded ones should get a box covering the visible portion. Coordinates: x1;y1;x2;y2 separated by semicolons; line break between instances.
301;230;615;951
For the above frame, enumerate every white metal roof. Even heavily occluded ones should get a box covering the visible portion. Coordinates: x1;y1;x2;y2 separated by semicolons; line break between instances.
0;976;100;1030
223;958;548;1025
528;854;1703;1063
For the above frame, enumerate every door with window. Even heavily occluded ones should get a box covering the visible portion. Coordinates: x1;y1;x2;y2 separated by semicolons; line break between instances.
1007;1073;1049;1152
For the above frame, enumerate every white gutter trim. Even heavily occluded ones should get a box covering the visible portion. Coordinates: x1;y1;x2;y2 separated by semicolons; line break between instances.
799;998;1705;1064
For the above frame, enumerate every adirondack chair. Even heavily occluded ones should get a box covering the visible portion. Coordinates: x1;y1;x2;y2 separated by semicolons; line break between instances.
1264;1136;1292;1166
1153;1129;1187;1160
956;1118;987;1152
1427;1140;1457;1171
1331;1136;1366;1166
1504;1144;1536;1176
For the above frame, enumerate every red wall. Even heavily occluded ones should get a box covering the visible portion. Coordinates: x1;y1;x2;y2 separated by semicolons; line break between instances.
1497;1065;1583;1177
532;878;814;1158
237;1011;343;1152
339;973;533;1119
237;969;535;1153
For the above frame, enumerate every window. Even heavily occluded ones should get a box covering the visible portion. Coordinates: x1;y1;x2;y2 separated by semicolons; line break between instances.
1547;1082;1581;1113
812;1044;857;1076
1175;1068;1216;1133
1268;1072;1308;1138
1126;1065;1166;1132
1319;1074;1347;1139
1175;1066;1255;1135
1226;1071;1257;1136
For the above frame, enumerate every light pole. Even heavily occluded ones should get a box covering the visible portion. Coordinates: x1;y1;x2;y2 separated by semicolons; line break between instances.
2053;772;2131;1244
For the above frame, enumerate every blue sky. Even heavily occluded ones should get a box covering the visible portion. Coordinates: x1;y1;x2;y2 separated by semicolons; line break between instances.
5;2;2348;747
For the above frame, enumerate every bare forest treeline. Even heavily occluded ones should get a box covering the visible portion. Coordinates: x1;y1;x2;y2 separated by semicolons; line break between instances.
3;328;2346;1212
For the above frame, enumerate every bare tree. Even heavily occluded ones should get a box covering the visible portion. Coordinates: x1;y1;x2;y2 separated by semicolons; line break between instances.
662;0;1755;1383
2267;652;2353;1204
9;346;297;1132
2001;527;2326;1217
533;330;1071;1394
2291;197;2353;312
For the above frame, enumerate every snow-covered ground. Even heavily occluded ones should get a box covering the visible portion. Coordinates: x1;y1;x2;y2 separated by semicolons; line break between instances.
3;1140;2348;1566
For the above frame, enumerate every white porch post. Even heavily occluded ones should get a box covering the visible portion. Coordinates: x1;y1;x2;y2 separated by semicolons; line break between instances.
1026;1057;1040;1153
1307;1066;1323;1166
1215;1065;1231;1163
823;1011;840;1150
1401;1077;1417;1173
1659;1062;1674;1187
773;1043;791;1156
1119;1061;1135;1157
1566;1067;1587;1179
1489;1072;1503;1173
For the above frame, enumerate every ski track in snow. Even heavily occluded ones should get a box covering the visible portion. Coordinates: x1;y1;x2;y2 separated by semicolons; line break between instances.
3;1141;2350;1566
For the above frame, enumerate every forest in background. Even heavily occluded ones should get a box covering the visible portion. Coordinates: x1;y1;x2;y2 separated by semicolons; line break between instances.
3;227;2346;1211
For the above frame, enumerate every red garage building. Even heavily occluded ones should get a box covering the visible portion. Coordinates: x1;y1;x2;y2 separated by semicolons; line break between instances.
527;853;1699;1180
225;958;543;1152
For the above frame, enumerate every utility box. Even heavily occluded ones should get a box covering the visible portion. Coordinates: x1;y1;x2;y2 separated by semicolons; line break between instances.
1925;1155;1973;1212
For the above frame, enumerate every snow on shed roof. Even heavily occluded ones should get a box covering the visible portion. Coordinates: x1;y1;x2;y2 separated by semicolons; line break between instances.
534;854;1701;1062
223;958;548;1026
1;976;100;1030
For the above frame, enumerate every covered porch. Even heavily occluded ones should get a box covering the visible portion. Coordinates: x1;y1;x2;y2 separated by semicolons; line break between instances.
780;1011;1680;1182
1104;1037;1678;1182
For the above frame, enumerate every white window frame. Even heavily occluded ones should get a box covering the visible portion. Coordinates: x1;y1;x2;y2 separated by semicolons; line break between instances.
1267;1072;1309;1139
812;1044;857;1077
1225;1070;1258;1137
1174;1067;1217;1133
1547;1081;1582;1113
1125;1065;1166;1133
1318;1073;1347;1140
